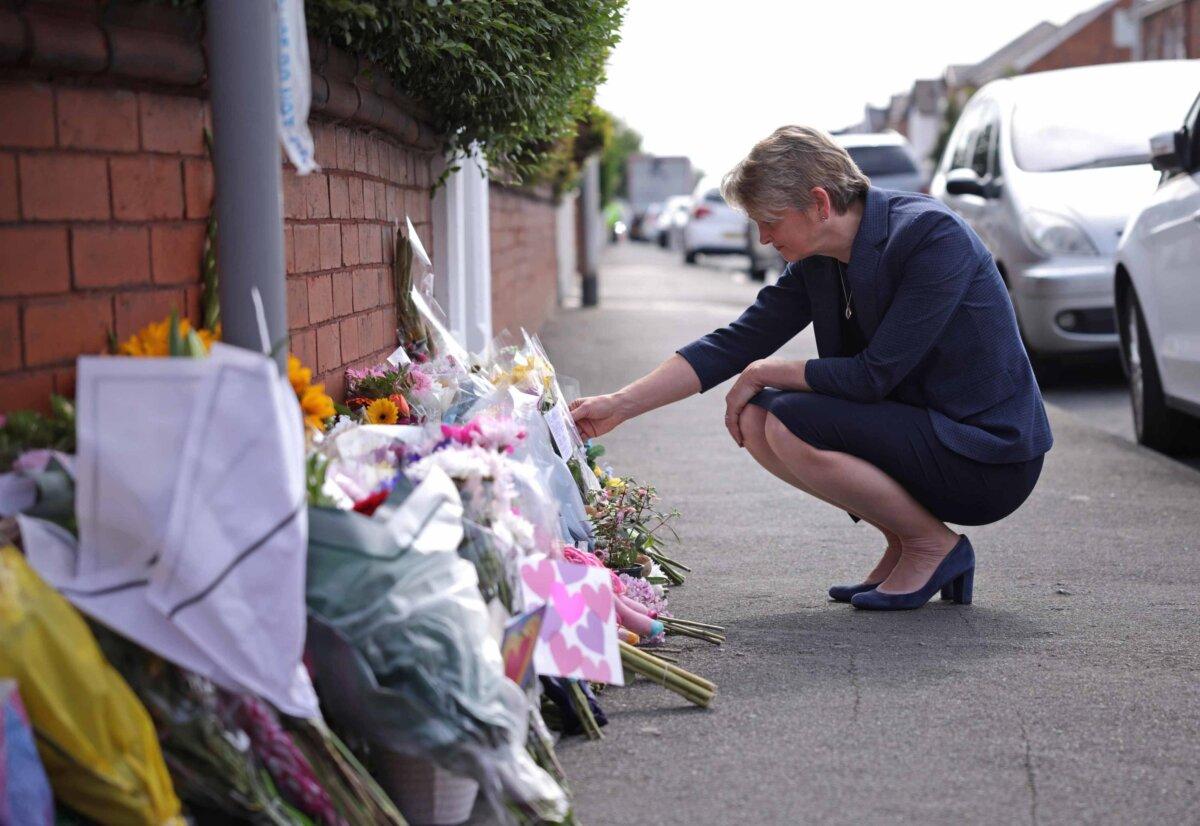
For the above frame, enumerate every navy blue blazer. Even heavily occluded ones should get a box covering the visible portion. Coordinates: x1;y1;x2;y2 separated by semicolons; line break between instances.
676;187;1053;465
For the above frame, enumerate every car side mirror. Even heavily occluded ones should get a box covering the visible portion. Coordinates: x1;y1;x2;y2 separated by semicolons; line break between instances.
1149;128;1189;174
945;167;986;197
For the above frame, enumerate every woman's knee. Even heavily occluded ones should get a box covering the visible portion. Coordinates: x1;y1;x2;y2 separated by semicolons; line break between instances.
738;404;770;448
763;412;822;461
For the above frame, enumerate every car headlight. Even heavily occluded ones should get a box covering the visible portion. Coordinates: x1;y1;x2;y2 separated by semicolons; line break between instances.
1021;209;1099;256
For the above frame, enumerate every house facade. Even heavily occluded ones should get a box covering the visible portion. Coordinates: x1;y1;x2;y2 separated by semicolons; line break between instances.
1136;0;1200;59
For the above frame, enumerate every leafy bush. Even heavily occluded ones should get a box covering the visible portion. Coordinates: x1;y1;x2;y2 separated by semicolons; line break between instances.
305;0;626;183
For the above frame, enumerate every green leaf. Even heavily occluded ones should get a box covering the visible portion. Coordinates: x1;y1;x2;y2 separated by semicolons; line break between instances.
167;310;184;357
184;329;207;358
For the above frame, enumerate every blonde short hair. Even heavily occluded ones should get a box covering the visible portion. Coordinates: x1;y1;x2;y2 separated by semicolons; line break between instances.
721;125;870;221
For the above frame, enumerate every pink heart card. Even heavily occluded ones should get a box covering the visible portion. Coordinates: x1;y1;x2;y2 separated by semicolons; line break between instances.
519;556;624;685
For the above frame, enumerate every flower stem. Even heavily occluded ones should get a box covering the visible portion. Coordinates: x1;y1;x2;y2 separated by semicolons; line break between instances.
649;550;692;572
620;641;717;703
660;617;725;633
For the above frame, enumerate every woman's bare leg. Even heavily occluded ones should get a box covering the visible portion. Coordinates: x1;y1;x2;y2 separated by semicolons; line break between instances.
760;411;959;594
738;405;903;584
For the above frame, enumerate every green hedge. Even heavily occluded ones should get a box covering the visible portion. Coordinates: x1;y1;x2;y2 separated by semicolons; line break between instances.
304;1;634;184
161;1;624;183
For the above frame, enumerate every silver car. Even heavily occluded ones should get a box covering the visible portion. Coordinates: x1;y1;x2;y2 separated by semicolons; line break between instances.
837;132;927;194
930;60;1200;359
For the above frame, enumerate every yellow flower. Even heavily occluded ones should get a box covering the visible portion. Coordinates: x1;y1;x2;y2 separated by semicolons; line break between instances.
118;318;172;357
116;317;219;357
605;477;625;490
288;355;312;397
301;384;335;431
196;323;221;351
593;465;603;478
365;397;399;425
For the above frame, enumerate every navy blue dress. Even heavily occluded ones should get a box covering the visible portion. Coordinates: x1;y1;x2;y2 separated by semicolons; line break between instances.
677;188;1049;526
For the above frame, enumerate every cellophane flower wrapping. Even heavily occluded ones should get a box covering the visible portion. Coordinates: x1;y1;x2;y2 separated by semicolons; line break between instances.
304;468;567;823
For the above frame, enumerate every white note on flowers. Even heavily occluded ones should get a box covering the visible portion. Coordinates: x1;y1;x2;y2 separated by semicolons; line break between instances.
386;345;411;367
544;404;573;459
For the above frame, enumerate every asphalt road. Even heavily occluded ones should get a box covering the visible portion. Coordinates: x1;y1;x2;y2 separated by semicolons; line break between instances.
538;242;1200;826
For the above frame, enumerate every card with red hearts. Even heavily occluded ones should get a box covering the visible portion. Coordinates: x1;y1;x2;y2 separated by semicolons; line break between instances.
519;556;624;686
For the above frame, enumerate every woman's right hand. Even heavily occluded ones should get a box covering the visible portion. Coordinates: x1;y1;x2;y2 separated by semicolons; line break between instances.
569;394;629;439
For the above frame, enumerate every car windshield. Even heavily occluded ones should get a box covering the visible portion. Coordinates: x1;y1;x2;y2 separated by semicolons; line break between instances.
846;145;918;176
1012;82;1195;172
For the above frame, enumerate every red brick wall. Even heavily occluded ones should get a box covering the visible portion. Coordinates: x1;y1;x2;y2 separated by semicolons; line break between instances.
489;184;558;336
0;1;559;414
1191;0;1200;55
283;122;437;402
0;82;439;411
0;80;213;410
1025;0;1135;74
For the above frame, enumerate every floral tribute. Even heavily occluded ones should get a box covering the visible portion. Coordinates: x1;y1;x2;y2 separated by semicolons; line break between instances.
0;230;724;824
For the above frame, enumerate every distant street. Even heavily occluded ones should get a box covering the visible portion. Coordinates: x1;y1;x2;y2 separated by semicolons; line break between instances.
543;241;1200;826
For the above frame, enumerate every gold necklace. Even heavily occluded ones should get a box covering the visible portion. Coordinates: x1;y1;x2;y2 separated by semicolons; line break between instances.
836;261;854;320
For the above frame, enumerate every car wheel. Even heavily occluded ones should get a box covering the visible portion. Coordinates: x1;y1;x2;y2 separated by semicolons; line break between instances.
684;249;697;265
749;265;767;282
1123;288;1196;453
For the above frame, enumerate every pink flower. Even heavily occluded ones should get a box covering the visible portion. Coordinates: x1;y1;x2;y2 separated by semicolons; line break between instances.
407;365;433;393
563;545;625;594
440;420;482;446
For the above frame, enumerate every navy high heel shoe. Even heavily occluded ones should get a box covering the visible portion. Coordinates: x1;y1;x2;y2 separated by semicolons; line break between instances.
828;582;881;602
850;536;975;611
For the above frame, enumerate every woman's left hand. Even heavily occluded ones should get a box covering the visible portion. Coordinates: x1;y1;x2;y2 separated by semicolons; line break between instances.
724;359;809;447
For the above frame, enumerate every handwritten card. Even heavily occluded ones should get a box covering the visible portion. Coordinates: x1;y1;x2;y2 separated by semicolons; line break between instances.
519;557;623;686
543;402;574;459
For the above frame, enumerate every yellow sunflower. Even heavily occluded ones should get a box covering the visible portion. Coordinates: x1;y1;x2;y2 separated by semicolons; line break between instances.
196;322;221;351
288;354;312;396
117;317;219;357
118;318;173;356
301;384;336;431
365;397;399;425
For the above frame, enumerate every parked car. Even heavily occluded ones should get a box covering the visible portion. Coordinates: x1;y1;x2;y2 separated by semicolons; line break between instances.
655;195;692;249
930;60;1200;360
837;132;926;193
746;223;784;282
632;201;663;242
1114;90;1200;453
681;179;749;264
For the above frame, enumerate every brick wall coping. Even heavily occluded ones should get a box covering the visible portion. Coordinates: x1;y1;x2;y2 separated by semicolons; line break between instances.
0;0;440;151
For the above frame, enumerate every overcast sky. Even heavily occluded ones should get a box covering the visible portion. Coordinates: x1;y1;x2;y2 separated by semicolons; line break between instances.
596;0;1110;180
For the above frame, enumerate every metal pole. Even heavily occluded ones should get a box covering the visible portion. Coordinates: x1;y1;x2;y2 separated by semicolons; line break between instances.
207;0;287;370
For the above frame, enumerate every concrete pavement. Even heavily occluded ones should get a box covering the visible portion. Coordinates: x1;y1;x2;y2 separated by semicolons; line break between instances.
541;242;1200;826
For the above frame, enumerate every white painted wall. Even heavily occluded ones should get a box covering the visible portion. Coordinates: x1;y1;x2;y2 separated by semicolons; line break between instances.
430;144;492;351
555;190;578;305
460;145;493;352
